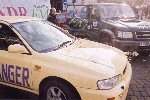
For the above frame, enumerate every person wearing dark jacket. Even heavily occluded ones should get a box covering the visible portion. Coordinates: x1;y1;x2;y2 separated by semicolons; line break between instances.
47;8;58;25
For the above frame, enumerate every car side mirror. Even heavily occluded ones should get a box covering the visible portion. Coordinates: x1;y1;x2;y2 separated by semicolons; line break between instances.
8;44;28;54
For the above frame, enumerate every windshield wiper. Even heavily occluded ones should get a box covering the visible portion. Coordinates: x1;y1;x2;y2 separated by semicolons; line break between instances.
107;16;122;20
39;41;72;53
108;16;136;20
111;16;121;19
53;41;72;51
122;16;136;20
120;16;139;22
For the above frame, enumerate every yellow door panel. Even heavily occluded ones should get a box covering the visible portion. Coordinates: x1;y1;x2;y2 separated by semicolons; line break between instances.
0;50;33;89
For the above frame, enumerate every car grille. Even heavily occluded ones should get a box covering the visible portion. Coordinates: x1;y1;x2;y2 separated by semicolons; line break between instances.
138;46;150;50
136;32;150;40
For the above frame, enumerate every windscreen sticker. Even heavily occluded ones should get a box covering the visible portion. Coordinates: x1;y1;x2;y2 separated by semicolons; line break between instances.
0;64;30;88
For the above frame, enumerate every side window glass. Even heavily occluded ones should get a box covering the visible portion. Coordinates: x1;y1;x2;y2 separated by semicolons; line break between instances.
90;7;100;20
80;7;87;18
0;23;21;51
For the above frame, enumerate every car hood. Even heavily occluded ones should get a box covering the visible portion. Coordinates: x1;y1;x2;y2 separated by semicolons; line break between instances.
103;19;150;31
42;39;127;77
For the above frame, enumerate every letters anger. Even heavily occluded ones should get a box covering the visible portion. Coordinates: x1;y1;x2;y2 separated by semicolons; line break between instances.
0;64;30;88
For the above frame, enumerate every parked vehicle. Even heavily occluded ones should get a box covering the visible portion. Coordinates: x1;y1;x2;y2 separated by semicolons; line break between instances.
67;3;150;56
56;13;70;30
0;16;132;100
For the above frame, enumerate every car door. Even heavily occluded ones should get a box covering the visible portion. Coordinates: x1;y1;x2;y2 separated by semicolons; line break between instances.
0;23;34;90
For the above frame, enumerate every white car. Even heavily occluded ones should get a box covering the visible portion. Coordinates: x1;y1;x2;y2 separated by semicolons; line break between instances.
0;16;132;100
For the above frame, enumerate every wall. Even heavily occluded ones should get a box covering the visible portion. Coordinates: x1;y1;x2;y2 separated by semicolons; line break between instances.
0;0;51;19
63;0;97;11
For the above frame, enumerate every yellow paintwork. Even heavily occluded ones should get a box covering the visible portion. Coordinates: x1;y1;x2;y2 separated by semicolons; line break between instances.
0;16;132;100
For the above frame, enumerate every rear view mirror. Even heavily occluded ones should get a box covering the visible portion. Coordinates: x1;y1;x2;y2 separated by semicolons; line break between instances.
8;44;28;54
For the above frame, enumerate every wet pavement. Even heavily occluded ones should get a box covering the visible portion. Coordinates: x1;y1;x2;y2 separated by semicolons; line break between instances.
126;55;150;100
0;55;150;100
0;85;38;99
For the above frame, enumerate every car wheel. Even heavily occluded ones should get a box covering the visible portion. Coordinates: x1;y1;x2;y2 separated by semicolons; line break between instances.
100;35;113;46
137;51;150;56
42;79;81;100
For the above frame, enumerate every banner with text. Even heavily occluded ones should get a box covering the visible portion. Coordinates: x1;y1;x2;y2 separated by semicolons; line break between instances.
0;0;51;19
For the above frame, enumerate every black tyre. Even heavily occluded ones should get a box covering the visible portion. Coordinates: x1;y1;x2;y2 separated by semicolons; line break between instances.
137;51;150;56
99;35;113;46
42;79;81;100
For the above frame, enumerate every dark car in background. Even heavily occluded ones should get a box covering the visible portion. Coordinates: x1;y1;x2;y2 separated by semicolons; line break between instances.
67;3;150;56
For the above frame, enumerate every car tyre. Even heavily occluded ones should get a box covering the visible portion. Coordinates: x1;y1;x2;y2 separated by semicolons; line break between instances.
42;79;81;100
100;35;113;46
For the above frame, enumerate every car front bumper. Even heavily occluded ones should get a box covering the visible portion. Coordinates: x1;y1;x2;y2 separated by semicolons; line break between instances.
76;63;132;100
113;39;150;52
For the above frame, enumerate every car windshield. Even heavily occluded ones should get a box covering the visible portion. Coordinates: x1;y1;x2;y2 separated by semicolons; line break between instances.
99;4;135;19
12;20;73;53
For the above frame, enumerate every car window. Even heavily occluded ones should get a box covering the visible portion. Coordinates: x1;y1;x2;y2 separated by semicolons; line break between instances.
12;20;73;53
99;4;135;19
80;7;87;18
0;23;21;51
91;6;99;20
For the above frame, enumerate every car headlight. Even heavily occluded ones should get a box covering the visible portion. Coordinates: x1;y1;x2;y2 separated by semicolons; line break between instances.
97;75;121;90
117;31;133;38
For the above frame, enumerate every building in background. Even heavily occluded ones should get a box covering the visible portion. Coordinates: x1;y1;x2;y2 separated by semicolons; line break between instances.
50;0;63;12
49;0;145;12
49;0;97;12
63;0;97;12
64;0;97;5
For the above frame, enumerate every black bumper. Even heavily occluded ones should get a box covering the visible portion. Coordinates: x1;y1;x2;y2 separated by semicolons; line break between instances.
113;39;150;52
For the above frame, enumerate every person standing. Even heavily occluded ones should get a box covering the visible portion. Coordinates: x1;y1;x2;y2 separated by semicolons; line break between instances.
144;0;150;18
47;7;58;25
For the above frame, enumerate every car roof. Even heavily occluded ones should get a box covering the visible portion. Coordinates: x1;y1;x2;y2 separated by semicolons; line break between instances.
89;3;128;6
0;16;40;24
67;3;127;7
